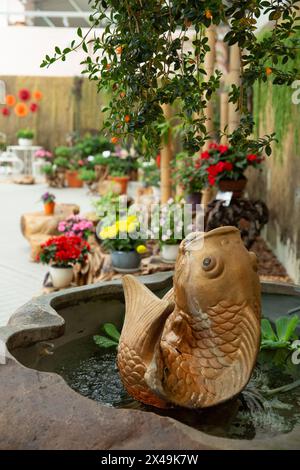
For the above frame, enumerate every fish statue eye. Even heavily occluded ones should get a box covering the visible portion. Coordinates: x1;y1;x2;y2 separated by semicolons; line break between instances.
202;256;216;271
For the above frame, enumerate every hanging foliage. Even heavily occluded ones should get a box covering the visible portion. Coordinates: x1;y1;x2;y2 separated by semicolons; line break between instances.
42;0;300;158
253;29;300;160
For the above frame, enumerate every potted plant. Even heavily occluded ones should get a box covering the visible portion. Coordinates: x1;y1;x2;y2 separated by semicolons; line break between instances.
38;235;90;288
58;215;94;240
199;143;264;198
150;198;185;263
108;169;129;195
173;152;205;210
66;156;85;188
79;168;96;189
17;129;34;146
41;192;56;216
99;215;147;272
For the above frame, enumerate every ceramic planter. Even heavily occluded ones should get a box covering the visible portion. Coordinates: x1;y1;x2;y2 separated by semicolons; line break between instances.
18;138;33;147
161;244;180;263
111;250;141;272
218;177;247;199
44;201;55;216
66;170;83;188
49;265;73;288
108;176;129;194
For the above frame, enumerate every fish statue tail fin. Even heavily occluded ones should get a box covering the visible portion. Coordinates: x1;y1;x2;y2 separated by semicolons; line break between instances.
120;275;174;356
117;275;174;408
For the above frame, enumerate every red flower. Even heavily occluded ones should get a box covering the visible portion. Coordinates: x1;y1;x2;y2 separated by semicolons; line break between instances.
209;142;219;150
224;161;233;171
207;164;219;176
78;160;84;166
218;145;229;154
215;161;226;173
19;88;31;101
30;103;38;113
247;154;257;162
208;175;216;186
200;151;210;160
1;107;10;116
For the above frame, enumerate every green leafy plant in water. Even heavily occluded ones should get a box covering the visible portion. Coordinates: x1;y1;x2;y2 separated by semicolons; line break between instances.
93;323;120;349
261;314;300;350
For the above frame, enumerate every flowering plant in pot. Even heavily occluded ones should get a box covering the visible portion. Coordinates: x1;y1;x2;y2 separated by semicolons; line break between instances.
108;169;129;195
150;198;186;263
38;235;90;288
173;152;205;210
66;155;85;188
98;215;147;272
16;129;34;146
58;215;94;240
35;148;53;160
41;192;56;215
199;143;264;198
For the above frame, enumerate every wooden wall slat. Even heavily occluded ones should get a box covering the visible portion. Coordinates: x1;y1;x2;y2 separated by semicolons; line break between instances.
0;76;104;150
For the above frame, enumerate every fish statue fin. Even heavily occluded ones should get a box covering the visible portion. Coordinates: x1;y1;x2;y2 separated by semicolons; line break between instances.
120;275;174;361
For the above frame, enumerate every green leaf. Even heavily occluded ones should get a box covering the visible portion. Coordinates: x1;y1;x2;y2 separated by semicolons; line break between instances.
261;339;289;350
276;315;300;342
93;335;118;348
77;27;82;38
261;318;277;341
102;323;120;342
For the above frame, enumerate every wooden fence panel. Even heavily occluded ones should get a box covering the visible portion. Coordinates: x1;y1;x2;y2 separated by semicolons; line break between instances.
0;76;104;150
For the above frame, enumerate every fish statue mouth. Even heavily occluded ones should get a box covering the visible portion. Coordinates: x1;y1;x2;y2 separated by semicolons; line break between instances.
117;226;261;409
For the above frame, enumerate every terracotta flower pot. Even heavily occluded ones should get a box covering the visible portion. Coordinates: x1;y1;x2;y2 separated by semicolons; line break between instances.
66;170;83;188
49;265;73;288
218;177;247;199
109;176;129;194
44;201;55;216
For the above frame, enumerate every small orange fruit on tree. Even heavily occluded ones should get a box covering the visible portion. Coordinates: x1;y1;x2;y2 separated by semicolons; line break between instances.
111;136;119;144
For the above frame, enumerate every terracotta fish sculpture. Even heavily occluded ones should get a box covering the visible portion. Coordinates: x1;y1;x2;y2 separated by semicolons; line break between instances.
117;226;261;409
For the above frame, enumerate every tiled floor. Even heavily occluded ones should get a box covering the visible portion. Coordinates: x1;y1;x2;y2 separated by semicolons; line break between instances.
0;181;93;326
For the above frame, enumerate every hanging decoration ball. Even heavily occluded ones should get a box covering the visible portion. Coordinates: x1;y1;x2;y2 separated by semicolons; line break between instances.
33;90;43;101
30;103;38;113
14;102;29;117
1;107;10;117
18;88;31;101
5;95;16;107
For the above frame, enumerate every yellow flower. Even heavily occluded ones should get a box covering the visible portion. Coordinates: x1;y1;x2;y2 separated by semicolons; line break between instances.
136;244;147;254
100;224;118;239
118;220;128;232
128;222;138;233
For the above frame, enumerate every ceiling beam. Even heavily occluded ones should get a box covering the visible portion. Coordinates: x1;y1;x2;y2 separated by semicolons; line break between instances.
68;0;90;27
0;10;92;19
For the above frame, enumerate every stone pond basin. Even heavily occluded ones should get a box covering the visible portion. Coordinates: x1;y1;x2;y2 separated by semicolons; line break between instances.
1;272;300;450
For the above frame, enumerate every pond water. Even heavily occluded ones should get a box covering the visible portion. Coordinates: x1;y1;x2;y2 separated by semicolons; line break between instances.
46;334;300;440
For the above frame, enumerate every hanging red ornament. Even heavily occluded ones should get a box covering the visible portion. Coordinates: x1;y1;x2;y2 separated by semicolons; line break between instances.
30;102;38;113
18;88;31;101
1;107;10;116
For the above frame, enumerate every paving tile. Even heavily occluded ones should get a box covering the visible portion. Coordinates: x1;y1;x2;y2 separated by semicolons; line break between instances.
0;182;93;326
